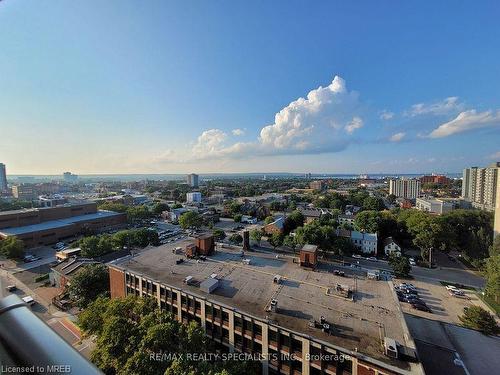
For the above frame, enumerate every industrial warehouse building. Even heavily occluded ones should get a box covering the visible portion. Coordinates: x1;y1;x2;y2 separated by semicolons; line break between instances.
108;240;423;375
0;202;126;248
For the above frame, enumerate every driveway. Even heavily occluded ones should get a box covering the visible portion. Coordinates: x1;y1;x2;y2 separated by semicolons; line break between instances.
394;278;498;325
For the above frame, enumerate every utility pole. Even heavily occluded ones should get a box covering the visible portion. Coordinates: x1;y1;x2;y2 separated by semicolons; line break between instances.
428;246;433;269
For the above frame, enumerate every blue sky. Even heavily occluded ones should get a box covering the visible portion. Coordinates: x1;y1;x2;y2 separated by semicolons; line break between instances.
1;1;500;174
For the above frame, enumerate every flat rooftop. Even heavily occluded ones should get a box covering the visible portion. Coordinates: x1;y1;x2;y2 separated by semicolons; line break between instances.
0;202;95;217
0;210;123;236
113;241;416;370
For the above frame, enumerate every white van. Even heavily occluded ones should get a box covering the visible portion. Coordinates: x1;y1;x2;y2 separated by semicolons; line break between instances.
22;296;36;306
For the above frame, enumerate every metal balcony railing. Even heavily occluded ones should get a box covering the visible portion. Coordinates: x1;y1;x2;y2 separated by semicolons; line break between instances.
0;294;101;375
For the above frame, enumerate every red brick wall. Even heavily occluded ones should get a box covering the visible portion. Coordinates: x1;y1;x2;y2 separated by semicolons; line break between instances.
196;236;214;255
109;267;126;298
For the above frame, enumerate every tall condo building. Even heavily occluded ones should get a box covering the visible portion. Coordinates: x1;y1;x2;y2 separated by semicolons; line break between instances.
388;178;421;199
63;172;78;183
494;171;500;238
187;173;199;188
462;162;500;211
186;192;202;203
0;163;7;192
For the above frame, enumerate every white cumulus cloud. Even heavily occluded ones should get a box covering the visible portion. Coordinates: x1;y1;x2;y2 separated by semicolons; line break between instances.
157;75;366;162
389;132;406;142
428;109;500;138
380;110;394;120
405;97;464;117
344;117;364;134
231;128;245;136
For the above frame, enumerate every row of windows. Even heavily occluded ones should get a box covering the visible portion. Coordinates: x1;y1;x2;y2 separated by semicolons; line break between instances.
125;274;353;374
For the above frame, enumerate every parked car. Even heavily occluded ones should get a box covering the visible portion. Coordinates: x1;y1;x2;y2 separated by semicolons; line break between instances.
22;296;36;306
445;285;460;292
352;254;362;259
367;257;378;262
399;283;416;289
449;290;470;299
23;255;41;263
403;295;423;303
395;286;418;294
411;302;431;312
5;285;17;292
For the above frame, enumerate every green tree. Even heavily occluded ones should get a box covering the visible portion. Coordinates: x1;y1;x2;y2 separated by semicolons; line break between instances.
283;210;304;234
331;236;355;256
264;216;274;224
362;196;385;211
96;202;128;212
152;202;168;215
233;214;243;222
133;228;160;247
268;232;284;249
270;201;286;211
484;255;500;303
126;206;152;222
387;194;397;204
179;211;202;229
112;230;135;249
79;296;256;375
212;228;226;241
0;236;25;259
283;235;298;252
229;233;243;245
490;236;500;257
295;221;336;251
354;210;381;233
459;306;499;335
67;264;109;308
80;235;114;258
250;229;263;245
388;254;411;277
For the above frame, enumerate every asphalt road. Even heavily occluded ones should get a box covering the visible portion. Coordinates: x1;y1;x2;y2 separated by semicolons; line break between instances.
250;242;485;289
342;255;485;289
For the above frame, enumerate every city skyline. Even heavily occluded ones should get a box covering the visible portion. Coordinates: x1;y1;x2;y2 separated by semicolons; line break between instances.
2;1;500;174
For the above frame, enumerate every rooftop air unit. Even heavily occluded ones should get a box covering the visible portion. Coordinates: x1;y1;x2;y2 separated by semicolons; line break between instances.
384;337;399;359
200;278;219;294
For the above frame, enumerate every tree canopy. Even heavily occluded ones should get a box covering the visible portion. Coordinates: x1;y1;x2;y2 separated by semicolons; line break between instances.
388;254;411;277
179;211;203;229
0;236;25;259
79;229;159;258
212;228;226;241
229;233;243;245
67;264;109;308
79;296;257;375
459;305;499;335
484;255;500;303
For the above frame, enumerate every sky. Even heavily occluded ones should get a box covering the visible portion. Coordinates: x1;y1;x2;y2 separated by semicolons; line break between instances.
1;1;500;175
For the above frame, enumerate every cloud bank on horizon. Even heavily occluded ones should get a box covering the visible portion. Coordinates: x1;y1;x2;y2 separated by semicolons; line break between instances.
157;76;500;164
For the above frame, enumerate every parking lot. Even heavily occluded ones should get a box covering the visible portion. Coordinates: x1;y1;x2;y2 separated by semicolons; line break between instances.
393;278;496;325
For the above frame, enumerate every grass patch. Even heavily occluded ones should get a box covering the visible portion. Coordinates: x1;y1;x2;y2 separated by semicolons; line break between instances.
477;293;500;317
34;273;49;283
439;281;476;291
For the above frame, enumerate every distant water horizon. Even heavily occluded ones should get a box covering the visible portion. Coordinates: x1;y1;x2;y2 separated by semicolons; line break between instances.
7;172;462;183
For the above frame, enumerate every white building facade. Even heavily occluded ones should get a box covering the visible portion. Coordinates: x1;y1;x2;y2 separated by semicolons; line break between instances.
462;162;500;211
186;192;202;203
389;178;421;199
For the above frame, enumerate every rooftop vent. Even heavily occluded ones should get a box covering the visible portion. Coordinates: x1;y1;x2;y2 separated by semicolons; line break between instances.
384;337;399;359
200;278;219;294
